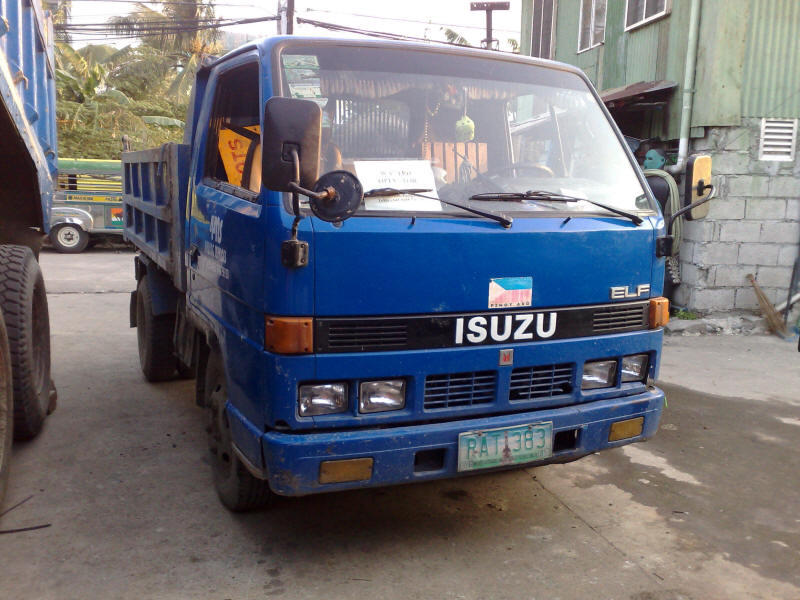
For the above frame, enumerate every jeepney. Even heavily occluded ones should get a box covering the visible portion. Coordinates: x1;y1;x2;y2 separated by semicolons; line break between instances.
50;158;124;252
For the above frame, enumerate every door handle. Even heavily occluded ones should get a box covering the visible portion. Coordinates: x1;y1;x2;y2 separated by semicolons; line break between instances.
189;244;199;267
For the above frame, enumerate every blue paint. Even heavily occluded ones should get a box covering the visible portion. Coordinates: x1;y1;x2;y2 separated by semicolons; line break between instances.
0;1;57;231
124;36;674;499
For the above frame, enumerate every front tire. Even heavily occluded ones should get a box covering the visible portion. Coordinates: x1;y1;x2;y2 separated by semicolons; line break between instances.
204;349;273;511
49;224;89;253
0;246;52;440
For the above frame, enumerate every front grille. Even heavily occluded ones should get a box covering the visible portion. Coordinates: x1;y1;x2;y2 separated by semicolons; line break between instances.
424;371;496;409
509;363;574;401
592;304;648;333
325;323;408;351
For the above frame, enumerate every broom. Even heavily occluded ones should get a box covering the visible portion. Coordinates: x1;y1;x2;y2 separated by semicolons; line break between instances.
747;274;787;337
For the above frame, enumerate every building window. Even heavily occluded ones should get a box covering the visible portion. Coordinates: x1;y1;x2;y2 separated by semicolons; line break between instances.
759;118;798;162
530;0;557;59
578;0;606;53
625;0;669;30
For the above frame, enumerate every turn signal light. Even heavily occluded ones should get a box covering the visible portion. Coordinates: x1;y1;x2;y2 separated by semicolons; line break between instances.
265;316;313;354
649;297;669;329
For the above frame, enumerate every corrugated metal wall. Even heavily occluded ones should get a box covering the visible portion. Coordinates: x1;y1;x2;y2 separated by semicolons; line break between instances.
741;0;800;118
524;0;800;134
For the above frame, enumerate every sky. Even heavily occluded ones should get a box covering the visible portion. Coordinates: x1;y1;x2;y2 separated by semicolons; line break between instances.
67;0;523;52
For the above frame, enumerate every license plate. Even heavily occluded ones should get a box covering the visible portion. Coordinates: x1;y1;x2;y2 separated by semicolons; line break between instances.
457;422;553;472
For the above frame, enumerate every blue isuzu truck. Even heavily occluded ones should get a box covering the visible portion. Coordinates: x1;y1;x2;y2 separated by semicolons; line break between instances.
124;37;713;510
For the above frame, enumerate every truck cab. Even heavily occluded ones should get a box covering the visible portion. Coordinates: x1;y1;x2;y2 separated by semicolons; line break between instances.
125;37;710;510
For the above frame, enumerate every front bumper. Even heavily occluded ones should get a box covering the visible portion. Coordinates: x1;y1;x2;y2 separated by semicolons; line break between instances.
236;386;664;496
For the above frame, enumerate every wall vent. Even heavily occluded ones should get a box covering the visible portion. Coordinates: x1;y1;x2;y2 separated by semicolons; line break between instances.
759;118;797;162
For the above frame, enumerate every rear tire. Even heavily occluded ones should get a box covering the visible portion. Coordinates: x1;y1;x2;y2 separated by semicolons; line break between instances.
136;277;177;382
0;311;14;509
49;224;89;253
0;246;52;440
204;349;273;511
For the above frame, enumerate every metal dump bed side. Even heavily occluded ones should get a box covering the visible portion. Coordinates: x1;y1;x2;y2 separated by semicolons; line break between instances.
122;143;191;291
0;0;57;231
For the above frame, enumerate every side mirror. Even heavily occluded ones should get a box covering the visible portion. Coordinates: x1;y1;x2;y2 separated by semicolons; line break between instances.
309;171;364;223
261;97;321;192
684;154;713;220
655;154;715;257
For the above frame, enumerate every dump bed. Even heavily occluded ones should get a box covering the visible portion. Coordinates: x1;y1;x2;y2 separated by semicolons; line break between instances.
0;0;58;230
122;143;191;291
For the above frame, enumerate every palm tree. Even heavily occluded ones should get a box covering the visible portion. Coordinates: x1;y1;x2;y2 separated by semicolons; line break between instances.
109;1;220;54
108;2;221;101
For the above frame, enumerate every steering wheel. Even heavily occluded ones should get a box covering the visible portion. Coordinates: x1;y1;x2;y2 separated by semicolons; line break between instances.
486;163;555;178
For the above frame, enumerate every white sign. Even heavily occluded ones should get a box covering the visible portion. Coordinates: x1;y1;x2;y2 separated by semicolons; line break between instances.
354;160;442;212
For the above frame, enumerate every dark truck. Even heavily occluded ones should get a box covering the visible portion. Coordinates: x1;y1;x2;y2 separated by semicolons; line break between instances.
124;37;713;511
0;1;58;508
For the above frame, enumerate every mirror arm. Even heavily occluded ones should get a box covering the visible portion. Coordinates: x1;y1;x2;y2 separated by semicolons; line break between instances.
282;149;310;269
655;184;715;258
666;184;715;235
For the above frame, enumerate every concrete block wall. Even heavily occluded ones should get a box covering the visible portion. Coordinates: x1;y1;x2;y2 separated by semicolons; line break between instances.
675;118;800;314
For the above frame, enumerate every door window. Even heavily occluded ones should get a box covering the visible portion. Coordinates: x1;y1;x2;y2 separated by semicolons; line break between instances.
203;63;262;197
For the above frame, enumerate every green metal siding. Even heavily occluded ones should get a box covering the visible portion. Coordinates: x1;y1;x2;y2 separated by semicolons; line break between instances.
692;0;749;127
524;0;800;137
742;0;800;118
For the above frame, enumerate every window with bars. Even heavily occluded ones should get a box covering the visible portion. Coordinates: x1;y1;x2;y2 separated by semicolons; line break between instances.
578;0;606;53
625;0;669;30
759;118;798;162
530;0;557;59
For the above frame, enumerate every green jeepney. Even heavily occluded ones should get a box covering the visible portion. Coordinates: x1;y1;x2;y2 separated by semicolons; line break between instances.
50;158;123;253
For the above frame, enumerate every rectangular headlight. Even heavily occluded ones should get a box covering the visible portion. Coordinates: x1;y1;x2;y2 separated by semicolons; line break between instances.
298;383;347;416
621;354;649;382
359;380;406;413
582;360;617;390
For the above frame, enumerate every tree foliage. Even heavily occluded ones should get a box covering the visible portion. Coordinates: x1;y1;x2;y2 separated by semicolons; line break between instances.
56;43;188;159
55;2;221;159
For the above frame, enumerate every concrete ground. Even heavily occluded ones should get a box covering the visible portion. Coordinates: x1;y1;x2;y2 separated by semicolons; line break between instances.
1;248;798;600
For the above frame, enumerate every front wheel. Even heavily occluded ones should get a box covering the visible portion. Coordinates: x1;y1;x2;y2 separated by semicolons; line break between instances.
49;224;89;253
204;349;273;511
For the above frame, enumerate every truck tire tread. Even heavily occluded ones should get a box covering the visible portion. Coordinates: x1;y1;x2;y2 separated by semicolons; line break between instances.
205;349;274;511
136;277;177;382
0;245;51;440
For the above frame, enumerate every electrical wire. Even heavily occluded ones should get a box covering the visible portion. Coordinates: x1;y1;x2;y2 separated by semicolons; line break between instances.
296;16;516;51
303;7;519;34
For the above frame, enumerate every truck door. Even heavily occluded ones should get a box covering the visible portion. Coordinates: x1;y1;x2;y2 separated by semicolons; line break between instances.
187;59;266;346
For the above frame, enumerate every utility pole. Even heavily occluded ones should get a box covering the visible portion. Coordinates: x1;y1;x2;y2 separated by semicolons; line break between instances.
286;0;294;34
470;2;509;50
277;0;294;34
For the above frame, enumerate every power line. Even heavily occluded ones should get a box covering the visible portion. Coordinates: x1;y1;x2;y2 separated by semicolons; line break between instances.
303;7;519;34
69;0;266;6
296;16;515;51
57;14;278;33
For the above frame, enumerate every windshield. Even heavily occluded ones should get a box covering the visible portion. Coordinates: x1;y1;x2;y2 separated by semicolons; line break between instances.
278;43;652;218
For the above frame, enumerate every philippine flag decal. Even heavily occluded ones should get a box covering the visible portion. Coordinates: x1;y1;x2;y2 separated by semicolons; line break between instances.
488;277;533;309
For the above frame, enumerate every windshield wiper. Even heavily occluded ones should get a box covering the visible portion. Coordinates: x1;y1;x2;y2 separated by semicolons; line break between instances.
363;187;513;228
469;190;643;225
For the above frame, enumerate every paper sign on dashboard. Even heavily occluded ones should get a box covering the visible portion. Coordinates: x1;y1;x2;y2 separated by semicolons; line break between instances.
354;160;442;212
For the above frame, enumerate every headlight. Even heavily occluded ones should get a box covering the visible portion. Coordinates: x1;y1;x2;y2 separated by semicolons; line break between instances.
621;354;649;382
298;383;347;416
359;380;406;413
581;360;617;390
